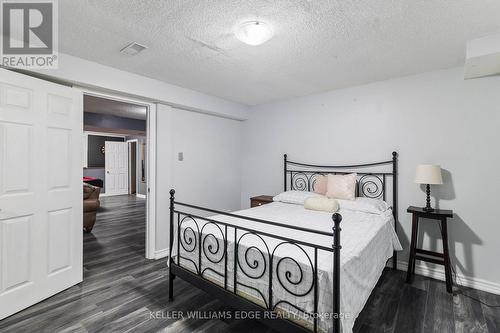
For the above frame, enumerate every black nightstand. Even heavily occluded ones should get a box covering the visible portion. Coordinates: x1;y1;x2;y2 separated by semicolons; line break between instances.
406;206;454;293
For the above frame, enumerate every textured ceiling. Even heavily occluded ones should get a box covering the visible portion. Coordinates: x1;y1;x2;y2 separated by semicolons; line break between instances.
84;95;147;120
61;1;500;105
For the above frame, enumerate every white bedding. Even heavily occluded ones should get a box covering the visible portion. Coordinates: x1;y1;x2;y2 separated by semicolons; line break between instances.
171;202;402;333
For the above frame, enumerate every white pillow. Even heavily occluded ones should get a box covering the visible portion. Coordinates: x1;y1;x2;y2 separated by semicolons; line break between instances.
273;191;323;205
337;197;390;214
304;197;339;213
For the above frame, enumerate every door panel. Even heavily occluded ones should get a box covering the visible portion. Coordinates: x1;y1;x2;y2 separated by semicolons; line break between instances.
1;216;32;292
47;127;72;189
47;209;72;275
0;123;33;194
0;69;83;319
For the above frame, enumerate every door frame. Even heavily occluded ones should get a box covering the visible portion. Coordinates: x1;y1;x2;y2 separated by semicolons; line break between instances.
126;139;140;197
82;90;157;260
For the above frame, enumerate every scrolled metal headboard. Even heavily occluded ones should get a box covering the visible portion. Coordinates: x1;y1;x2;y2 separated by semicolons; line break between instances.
284;151;399;269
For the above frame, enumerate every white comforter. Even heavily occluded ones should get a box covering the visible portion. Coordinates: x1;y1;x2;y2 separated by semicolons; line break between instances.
171;202;402;333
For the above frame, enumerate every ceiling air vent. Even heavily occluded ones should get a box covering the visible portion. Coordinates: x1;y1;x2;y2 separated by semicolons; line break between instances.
120;42;147;55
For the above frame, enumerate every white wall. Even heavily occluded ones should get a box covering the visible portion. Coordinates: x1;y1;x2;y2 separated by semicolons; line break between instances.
156;105;242;253
29;53;250;120
241;67;500;291
20;52;248;258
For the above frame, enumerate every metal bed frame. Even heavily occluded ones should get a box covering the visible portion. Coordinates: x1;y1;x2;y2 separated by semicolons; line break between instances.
168;152;398;333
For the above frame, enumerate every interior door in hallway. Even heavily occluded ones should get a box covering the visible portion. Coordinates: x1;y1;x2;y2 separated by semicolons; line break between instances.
105;141;128;195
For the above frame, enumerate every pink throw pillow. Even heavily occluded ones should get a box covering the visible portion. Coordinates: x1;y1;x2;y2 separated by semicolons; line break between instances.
326;173;357;200
313;175;328;195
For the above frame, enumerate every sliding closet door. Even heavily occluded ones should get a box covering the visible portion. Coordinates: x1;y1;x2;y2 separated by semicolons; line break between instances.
0;69;83;319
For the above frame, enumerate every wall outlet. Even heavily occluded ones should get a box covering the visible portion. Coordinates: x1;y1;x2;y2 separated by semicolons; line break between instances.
178;152;184;161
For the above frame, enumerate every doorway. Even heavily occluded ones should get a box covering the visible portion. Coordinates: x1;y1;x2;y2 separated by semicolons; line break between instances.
82;92;156;259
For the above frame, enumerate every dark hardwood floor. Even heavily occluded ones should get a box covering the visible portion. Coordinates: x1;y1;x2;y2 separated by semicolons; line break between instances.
1;195;499;332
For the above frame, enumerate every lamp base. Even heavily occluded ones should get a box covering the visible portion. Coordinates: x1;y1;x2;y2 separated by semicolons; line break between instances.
423;184;434;212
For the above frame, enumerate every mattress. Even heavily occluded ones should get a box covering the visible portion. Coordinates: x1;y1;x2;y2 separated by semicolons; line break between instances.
171;202;402;333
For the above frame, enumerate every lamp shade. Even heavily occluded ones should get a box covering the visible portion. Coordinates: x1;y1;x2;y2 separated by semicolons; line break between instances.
415;164;443;185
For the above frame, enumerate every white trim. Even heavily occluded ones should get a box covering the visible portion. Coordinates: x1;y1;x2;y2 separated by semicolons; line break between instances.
154;248;169;260
82;89;157;260
394;260;500;295
83;132;88;168
126;139;139;195
136;194;146;199
147;104;157;260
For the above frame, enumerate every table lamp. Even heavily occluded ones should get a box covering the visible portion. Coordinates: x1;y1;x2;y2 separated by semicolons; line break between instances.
415;164;443;212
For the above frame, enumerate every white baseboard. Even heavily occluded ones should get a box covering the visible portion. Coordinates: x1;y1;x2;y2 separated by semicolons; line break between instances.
395;260;500;295
154;248;169;260
136;193;147;199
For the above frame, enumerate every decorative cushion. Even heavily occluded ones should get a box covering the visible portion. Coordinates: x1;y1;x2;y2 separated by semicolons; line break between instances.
313;175;328;195
304;197;339;213
326;173;357;200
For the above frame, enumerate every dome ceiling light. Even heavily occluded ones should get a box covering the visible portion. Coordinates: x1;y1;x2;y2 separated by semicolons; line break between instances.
235;21;273;46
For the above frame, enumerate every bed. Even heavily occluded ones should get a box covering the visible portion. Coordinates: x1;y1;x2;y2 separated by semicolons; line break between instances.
168;153;402;333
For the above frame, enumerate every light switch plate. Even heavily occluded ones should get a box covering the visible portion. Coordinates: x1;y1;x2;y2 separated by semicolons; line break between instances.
178;152;184;161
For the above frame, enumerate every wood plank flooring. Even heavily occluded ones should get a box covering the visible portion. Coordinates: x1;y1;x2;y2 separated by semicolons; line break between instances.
0;195;499;332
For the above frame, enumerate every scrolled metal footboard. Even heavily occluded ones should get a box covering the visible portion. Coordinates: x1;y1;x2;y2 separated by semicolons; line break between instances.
168;189;342;333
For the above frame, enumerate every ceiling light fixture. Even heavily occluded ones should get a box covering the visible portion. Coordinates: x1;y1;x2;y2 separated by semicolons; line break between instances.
235;21;273;46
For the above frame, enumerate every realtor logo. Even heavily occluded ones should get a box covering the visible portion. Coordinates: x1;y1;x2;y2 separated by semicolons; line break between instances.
1;0;58;68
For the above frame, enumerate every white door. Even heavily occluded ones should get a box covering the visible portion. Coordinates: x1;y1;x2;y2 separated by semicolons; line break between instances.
0;69;83;319
105;141;128;195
